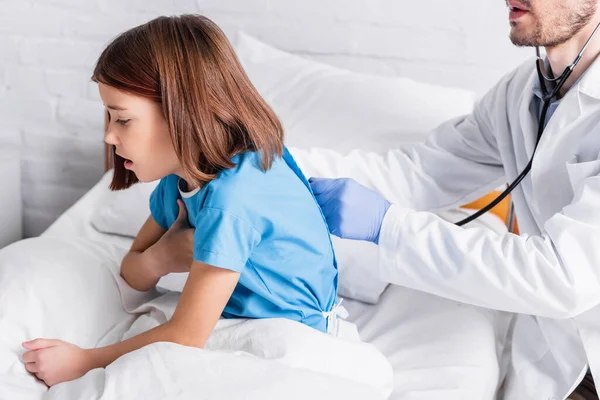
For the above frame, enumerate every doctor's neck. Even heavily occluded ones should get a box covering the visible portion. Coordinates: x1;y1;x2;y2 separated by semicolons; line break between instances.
545;16;600;97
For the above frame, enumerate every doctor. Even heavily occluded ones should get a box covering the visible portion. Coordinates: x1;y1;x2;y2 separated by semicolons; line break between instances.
300;0;600;398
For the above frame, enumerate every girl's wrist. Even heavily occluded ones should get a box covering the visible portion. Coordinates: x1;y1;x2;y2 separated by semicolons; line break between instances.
84;348;104;370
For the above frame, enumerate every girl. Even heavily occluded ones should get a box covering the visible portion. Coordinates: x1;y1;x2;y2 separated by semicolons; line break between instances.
21;15;339;387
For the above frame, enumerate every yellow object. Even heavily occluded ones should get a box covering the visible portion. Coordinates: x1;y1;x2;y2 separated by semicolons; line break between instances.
461;191;519;234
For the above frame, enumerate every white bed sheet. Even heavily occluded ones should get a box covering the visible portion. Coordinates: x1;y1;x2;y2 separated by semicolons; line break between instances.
42;174;512;400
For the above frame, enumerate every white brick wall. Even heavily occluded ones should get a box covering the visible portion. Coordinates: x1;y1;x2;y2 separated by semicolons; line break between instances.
0;0;531;237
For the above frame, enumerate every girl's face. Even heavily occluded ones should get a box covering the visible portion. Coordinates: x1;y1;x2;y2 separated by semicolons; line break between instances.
99;83;181;183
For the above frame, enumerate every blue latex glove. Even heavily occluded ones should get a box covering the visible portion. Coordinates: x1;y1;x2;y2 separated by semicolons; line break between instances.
309;177;391;244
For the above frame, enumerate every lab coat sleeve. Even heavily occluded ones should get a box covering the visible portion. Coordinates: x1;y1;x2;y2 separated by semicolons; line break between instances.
289;77;510;211
378;167;600;318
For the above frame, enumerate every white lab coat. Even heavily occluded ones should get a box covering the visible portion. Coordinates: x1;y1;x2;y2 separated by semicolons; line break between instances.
290;56;600;399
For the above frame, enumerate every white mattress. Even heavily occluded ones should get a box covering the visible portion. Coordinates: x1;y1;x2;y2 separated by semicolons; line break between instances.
41;174;509;400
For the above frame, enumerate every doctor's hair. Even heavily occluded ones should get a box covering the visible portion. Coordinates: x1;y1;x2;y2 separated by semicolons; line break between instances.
92;14;284;190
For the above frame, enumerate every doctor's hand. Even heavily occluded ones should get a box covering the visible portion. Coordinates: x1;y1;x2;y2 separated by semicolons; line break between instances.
309;177;391;244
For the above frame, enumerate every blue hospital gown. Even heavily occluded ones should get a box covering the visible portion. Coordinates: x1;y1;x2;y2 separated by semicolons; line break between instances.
149;148;338;332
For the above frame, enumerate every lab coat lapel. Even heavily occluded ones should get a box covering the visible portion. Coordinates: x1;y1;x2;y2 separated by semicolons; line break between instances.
517;70;539;161
529;56;600;222
578;53;600;101
528;88;582;221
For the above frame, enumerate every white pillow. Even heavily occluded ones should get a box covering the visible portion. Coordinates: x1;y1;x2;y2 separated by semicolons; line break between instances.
233;31;477;153
91;179;159;238
0;236;132;383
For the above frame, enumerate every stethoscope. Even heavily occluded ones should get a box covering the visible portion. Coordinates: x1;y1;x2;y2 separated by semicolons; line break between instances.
455;21;600;227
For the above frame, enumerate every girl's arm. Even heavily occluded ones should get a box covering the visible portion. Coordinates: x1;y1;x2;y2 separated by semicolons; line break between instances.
119;216;167;291
89;261;239;366
22;261;240;387
121;199;194;291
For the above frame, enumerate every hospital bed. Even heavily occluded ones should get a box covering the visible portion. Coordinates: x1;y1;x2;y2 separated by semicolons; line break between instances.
0;32;514;400
0;168;510;400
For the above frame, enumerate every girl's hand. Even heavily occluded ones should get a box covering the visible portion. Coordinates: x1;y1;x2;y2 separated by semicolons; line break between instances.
152;199;195;275
22;339;91;387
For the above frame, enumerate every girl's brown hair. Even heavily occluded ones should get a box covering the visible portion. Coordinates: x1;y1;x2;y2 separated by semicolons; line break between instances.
92;15;284;190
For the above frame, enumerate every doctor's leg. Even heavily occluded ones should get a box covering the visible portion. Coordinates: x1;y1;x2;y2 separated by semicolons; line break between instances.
345;284;513;400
